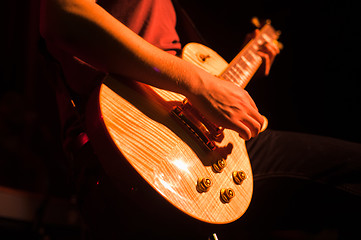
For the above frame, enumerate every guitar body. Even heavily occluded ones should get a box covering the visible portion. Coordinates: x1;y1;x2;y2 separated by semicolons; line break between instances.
85;43;253;224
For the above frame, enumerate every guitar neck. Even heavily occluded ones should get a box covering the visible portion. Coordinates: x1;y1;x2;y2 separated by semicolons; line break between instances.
221;23;280;88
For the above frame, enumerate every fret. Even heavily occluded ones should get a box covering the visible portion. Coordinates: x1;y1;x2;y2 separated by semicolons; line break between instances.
244;54;258;70
232;65;244;78
233;63;248;80
256;39;264;46
227;69;238;81
232;64;247;83
234;63;245;72
242;69;251;80
251;44;259;51
246;51;259;63
223;72;237;84
219;23;279;89
240;56;252;68
234;69;247;86
249;51;262;62
262;33;271;42
222;72;232;81
233;63;246;76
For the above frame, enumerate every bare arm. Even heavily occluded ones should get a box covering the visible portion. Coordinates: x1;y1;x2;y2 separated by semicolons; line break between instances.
40;0;264;140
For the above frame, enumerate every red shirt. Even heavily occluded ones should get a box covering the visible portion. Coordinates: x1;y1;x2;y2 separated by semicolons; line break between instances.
98;0;181;54
50;0;181;96
50;0;182;152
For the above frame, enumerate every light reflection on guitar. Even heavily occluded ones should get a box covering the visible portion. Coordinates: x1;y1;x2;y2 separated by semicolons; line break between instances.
85;21;281;224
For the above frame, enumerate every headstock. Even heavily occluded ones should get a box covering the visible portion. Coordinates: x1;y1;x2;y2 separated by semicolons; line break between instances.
251;17;284;50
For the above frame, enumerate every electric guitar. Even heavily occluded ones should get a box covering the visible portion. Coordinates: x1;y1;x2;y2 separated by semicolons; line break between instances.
85;21;281;224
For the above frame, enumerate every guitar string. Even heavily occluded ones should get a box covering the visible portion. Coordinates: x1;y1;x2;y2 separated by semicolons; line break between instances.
221;26;276;88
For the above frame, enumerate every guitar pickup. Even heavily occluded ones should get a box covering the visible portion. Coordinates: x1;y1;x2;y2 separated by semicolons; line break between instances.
171;99;224;151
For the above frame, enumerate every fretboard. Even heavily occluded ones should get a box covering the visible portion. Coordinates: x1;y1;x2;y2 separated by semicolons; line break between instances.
221;24;279;88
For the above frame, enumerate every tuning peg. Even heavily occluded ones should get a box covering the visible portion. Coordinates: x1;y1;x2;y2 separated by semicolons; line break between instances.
274;40;284;50
251;17;261;28
252;17;273;28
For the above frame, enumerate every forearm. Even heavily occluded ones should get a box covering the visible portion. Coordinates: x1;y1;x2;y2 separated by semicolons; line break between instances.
39;0;265;140
40;0;201;96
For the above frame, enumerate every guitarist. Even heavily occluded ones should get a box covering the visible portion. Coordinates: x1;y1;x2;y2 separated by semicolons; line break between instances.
39;0;361;239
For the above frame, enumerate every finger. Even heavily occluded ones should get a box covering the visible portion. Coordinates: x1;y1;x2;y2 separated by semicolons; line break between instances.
257;51;270;75
265;43;278;64
260;42;278;56
260;43;277;61
233;121;252;140
246;106;264;130
225;108;263;140
241;90;259;111
261;42;279;66
239;90;264;127
266;41;280;54
249;29;260;39
235;99;264;138
241;115;262;138
244;29;259;46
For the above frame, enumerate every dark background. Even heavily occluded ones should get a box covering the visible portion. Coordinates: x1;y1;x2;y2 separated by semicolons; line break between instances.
182;0;361;142
1;0;360;238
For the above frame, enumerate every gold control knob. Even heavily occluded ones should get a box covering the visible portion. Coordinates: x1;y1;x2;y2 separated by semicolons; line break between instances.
212;158;227;173
196;177;212;193
232;171;246;185
220;188;235;203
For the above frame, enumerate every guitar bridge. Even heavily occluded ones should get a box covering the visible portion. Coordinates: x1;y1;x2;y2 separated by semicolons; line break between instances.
171;99;224;151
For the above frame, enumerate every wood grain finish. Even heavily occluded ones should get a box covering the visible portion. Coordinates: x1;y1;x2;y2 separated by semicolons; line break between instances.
86;23;280;224
97;74;253;224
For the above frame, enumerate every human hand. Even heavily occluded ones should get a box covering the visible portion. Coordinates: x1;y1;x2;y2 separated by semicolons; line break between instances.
245;29;280;76
187;72;264;140
255;29;280;76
